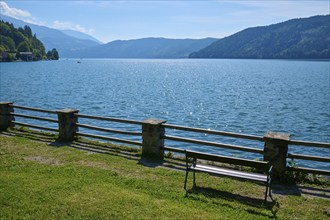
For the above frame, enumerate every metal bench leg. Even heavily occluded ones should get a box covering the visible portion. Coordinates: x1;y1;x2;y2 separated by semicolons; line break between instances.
269;184;273;200
184;170;189;191
193;171;196;188
265;184;269;201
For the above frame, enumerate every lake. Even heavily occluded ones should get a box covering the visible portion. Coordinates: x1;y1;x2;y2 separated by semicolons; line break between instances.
1;59;329;170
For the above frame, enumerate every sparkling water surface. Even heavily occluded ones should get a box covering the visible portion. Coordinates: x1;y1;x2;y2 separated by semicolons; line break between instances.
1;59;329;170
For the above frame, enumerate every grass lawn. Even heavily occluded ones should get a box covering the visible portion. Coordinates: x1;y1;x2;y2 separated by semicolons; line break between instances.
0;129;329;219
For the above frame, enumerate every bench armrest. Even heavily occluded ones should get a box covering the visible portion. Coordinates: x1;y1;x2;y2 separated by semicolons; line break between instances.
268;165;273;175
267;165;273;183
185;151;196;170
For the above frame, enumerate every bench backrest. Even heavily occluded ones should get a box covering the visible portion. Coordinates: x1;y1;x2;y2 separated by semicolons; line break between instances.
185;150;269;170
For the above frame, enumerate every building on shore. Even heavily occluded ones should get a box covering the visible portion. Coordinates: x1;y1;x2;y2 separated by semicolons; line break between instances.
19;52;33;61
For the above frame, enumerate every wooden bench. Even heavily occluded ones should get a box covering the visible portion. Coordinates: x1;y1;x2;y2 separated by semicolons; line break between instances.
184;150;273;201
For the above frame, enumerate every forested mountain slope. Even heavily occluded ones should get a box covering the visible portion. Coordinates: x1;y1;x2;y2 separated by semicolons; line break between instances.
190;15;330;59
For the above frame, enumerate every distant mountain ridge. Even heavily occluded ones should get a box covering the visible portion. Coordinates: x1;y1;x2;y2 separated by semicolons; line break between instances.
1;16;217;58
61;29;103;44
68;37;218;58
1;15;101;57
190;15;330;59
3;14;328;59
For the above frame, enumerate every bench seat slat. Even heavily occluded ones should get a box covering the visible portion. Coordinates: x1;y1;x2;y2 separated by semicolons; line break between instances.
195;164;268;181
192;165;268;183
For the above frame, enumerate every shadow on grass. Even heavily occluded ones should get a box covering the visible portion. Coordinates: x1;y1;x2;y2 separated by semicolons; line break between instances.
186;186;279;219
2;129;187;171
137;155;186;171
298;185;330;199
69;139;142;163
273;183;330;200
2;129;142;161
2;129;56;144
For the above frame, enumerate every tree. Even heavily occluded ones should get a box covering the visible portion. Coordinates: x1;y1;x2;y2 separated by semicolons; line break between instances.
0;21;57;61
24;25;32;37
17;41;31;52
52;48;59;60
12;31;26;46
46;50;52;59
0;23;13;38
0;36;15;51
46;48;60;60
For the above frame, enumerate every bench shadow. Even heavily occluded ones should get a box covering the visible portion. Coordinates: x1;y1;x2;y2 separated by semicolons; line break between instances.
187;186;278;218
188;186;275;207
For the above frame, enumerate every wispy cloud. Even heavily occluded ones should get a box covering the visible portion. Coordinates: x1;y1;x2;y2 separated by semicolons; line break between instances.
0;1;31;19
0;1;46;25
52;20;95;35
1;2;95;34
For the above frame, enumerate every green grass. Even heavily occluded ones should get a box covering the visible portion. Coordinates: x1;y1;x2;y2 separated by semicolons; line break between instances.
0;130;329;219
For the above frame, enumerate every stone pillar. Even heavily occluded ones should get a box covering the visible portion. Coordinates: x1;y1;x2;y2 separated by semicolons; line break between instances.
142;119;166;161
0;102;14;131
57;109;79;142
263;132;290;179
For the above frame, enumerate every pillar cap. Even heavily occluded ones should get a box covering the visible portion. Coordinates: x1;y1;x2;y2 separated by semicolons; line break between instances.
0;102;13;105
143;119;166;125
56;108;79;114
264;132;290;141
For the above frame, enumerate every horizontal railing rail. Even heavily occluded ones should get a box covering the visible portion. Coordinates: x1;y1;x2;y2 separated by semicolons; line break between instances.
76;123;141;136
13;121;58;132
164;135;264;154
289;140;330;148
288;153;330;163
76;132;142;146
163;146;186;154
163;124;264;141
287;166;330;176
76;113;143;125
11;112;58;123
12;104;57;114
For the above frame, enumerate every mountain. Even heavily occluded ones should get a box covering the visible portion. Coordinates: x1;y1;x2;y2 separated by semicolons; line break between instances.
60;29;103;44
1;15;101;57
190;15;330;59
68;37;218;58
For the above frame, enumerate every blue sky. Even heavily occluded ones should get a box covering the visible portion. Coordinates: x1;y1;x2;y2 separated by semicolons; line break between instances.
1;1;329;43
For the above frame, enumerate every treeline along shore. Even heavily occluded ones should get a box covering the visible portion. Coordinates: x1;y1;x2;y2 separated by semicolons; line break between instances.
0;20;59;62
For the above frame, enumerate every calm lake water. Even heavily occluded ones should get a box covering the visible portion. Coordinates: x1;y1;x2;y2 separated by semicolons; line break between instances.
1;59;329;170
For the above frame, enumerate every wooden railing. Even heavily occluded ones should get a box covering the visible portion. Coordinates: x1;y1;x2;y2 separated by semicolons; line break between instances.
75;113;143;146
286;140;330;176
11;105;58;132
162;123;330;176
163;123;264;155
0;102;329;177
